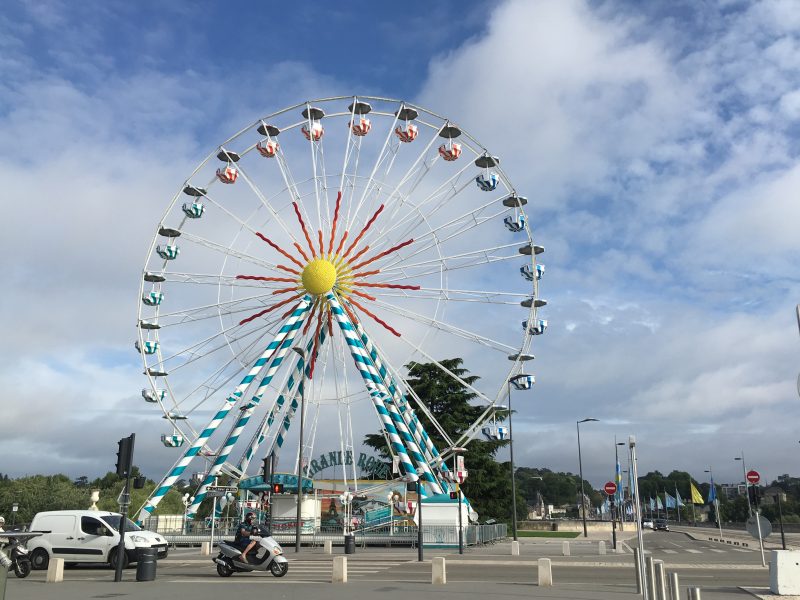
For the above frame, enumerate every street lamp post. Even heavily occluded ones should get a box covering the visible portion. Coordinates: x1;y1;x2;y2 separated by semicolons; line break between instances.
734;454;753;517
507;373;534;541
292;346;307;553
576;418;599;537
616;441;625;531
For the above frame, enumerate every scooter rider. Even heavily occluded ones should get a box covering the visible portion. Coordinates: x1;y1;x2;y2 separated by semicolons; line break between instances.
233;512;259;562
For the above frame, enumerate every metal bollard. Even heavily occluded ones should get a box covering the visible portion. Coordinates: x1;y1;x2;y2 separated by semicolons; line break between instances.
324;540;332;554
646;556;657;600
634;548;643;594
200;541;211;555
562;541;570;556
688;587;702;600
599;541;606;555
654;560;667;600
511;540;520;556
669;572;680;600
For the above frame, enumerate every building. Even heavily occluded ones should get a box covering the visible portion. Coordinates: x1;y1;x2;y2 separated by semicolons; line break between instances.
720;483;746;499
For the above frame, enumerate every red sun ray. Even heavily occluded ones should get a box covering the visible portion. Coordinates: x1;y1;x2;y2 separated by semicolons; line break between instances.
351;289;377;302
256;232;304;269
351;269;380;279
334;230;349;257
293;242;310;262
328;191;342;254
292;201;317;258
238;293;302;326
347;297;401;337
354;282;421;291
308;310;325;379
272;286;300;296
350;238;414;272
342;204;384;260
326;305;334;337
236;275;297;283
276;264;301;276
348;244;371;265
303;300;320;336
317;229;324;255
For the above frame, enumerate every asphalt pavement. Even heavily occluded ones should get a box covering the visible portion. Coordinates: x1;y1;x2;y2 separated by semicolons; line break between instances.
3;530;772;599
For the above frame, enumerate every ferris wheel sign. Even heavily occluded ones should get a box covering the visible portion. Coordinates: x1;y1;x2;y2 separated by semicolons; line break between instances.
133;96;547;523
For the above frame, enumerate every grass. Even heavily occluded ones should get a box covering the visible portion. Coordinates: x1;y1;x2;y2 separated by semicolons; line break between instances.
517;530;580;538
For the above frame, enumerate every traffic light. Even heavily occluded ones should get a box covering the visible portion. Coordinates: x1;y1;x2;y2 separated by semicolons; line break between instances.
115;435;134;478
272;483;284;494
748;485;761;507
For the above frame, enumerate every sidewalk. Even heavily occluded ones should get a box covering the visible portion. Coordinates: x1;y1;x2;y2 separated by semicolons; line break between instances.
671;525;798;552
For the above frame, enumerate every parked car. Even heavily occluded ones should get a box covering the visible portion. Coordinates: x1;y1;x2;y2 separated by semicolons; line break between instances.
654;519;669;531
27;510;167;570
641;519;654;529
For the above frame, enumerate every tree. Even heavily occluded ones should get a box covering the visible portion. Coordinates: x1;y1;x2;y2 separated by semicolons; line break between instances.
363;358;521;522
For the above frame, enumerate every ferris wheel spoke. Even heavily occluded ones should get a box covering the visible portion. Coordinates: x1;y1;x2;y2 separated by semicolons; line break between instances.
152;291;285;325
369;298;516;353
178;232;277;272
378;242;522;276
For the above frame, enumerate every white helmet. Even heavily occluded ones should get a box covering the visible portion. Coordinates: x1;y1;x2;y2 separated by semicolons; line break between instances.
0;516;5;525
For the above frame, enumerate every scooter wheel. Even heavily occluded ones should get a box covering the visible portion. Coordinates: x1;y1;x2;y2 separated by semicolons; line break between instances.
14;559;32;578
270;561;288;577
217;561;234;577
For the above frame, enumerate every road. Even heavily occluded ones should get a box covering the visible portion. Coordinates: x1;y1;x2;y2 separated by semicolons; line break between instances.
3;531;771;599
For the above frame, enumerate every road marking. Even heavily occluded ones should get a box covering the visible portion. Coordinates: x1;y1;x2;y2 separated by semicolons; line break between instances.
685;549;702;554
709;549;726;553
732;548;752;553
662;549;678;554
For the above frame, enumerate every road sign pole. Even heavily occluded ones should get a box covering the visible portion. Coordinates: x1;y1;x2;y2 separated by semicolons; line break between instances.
755;508;766;567
777;493;787;550
611;498;617;550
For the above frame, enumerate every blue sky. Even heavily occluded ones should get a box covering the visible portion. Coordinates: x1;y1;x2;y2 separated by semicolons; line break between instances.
2;0;800;493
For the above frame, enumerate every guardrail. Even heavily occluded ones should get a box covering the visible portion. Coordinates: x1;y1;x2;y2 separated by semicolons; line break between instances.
153;522;507;548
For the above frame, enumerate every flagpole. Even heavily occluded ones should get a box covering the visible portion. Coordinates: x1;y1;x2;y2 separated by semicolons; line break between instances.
675;483;681;524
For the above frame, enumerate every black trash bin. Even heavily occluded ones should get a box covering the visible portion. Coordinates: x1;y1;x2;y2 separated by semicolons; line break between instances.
135;547;157;582
344;534;356;554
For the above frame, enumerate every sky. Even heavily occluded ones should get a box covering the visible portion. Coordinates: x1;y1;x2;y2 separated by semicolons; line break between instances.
1;0;799;493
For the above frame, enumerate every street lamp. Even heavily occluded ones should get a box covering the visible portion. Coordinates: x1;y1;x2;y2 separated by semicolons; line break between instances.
292;346;307;553
576;418;599;537
734;454;753;517
508;373;534;541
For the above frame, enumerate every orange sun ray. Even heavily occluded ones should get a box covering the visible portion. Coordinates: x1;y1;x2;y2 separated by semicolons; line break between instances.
342;204;383;260
256;232;304;269
236;275;297;283
292;201;317;258
328;191;342;254
239;294;302;326
347;297;401;337
350;238;414;272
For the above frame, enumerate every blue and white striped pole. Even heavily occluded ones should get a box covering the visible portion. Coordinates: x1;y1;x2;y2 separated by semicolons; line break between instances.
326;292;420;486
136;295;311;523
186;297;312;516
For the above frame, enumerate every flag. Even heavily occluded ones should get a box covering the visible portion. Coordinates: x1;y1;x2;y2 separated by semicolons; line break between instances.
649;497;655;511
626;503;633;516
656;495;664;510
665;492;676;509
676;489;684;507
690;482;703;504
615;459;624;504
707;478;717;504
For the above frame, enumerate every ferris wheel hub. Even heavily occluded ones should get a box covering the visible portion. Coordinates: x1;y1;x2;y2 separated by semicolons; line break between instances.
301;258;337;295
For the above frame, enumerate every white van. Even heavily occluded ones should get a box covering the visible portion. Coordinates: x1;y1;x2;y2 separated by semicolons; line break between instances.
27;510;168;569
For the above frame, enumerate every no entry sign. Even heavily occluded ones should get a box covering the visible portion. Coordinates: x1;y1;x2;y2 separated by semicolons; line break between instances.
746;470;760;484
604;481;617;496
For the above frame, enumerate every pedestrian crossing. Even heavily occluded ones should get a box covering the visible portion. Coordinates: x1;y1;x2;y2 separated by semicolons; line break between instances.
645;546;753;556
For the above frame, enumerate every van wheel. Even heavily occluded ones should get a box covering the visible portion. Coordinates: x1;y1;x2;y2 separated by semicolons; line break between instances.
30;548;49;571
109;548;129;570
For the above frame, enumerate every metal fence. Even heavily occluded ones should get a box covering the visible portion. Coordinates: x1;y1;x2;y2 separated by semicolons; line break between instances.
144;517;507;548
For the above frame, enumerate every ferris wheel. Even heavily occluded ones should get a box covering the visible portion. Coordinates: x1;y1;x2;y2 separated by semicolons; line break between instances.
135;96;546;522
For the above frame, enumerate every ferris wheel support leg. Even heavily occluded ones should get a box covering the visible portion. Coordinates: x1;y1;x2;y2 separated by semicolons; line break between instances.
350;316;445;494
186;298;312;517
326;292;423;486
236;330;319;474
135;296;311;524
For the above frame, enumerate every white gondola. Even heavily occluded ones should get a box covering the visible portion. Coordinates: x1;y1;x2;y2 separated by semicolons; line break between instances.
505;214;526;232
520;265;534;281
142;388;166;403
510;374;535;390
142;291;164;306
482;424;509;440
161;433;184;447
182;201;205;218
536;264;545;280
156;245;179;260
522;319;548;335
135;340;159;355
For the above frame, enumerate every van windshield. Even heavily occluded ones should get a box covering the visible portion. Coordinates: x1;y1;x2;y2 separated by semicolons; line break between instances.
103;515;142;533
